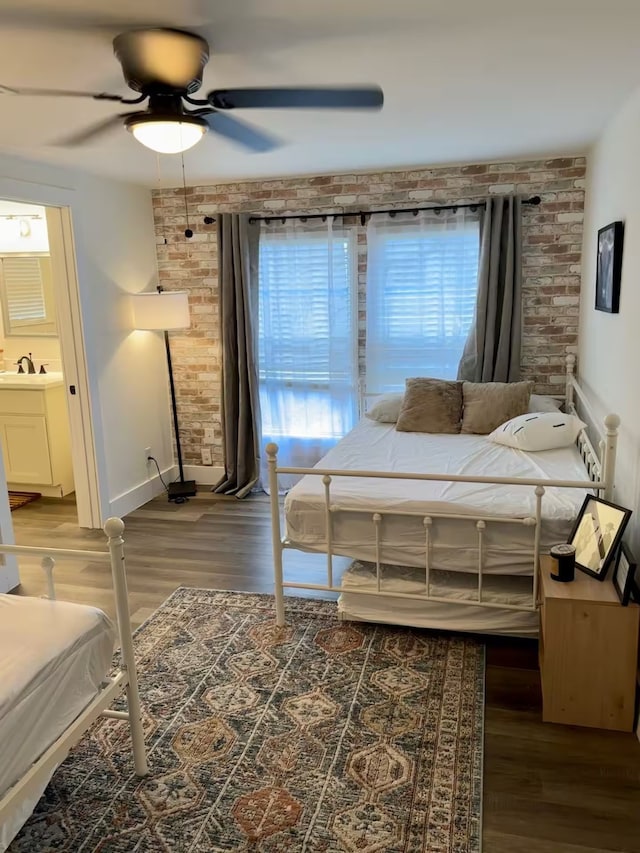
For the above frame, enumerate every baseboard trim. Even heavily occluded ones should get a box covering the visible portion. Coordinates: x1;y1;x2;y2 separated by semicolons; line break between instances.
7;482;73;498
107;464;224;519
0;563;19;593
183;465;224;486
108;465;178;520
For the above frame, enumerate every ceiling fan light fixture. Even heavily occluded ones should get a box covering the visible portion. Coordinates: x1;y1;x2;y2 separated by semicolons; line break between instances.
125;114;207;154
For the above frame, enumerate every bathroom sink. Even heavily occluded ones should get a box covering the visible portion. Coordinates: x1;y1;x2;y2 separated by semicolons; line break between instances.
0;372;64;389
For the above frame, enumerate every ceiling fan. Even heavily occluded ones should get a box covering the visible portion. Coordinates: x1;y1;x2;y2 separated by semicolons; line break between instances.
0;28;384;154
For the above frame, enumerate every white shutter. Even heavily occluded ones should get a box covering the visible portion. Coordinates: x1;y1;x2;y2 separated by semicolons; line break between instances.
257;220;358;480
1;256;48;324
258;230;356;385
366;211;480;390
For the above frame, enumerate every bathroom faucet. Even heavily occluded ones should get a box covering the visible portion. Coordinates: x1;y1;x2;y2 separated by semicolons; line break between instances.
16;354;36;374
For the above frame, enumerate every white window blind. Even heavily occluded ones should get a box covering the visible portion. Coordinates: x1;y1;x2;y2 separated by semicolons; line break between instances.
366;210;480;391
0;256;47;323
258;219;357;489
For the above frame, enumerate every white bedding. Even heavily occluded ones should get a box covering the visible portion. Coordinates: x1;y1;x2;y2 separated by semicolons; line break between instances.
0;595;115;851
285;418;591;574
338;561;538;637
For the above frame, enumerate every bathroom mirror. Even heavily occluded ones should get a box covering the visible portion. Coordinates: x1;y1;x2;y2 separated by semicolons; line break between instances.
0;254;58;337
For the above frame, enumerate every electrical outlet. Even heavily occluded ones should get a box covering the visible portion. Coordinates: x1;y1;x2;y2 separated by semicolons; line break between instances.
144;446;152;465
204;427;215;444
201;447;213;466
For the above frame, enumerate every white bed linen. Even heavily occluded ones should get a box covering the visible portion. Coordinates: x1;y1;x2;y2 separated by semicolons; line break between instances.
338;561;538;637
285;418;591;574
0;595;115;851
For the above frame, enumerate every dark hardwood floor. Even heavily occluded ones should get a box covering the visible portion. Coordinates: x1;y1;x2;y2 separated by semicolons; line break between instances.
10;492;640;853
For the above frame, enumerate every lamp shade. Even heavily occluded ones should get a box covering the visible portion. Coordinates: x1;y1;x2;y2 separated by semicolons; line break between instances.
131;291;190;331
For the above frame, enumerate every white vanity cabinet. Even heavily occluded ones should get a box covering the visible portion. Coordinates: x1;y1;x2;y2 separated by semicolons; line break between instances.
0;376;73;497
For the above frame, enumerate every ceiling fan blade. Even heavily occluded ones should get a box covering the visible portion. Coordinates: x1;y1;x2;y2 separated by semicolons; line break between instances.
0;85;133;102
51;112;135;147
200;110;280;153
207;86;384;111
0;7;178;33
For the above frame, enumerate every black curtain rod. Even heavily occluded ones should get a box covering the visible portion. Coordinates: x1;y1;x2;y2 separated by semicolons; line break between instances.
245;195;541;226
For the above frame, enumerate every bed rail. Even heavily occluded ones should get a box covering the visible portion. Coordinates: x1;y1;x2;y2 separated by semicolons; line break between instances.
0;518;147;837
268;358;619;628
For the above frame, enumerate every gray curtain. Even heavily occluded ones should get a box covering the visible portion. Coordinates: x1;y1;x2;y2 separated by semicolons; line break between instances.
213;214;262;498
457;196;523;382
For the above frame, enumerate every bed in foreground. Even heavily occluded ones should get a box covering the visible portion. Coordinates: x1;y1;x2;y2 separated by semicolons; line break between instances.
0;519;146;852
267;357;620;637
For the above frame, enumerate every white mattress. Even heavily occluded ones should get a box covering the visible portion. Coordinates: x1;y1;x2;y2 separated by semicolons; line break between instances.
0;595;115;851
339;560;539;637
285;418;591;575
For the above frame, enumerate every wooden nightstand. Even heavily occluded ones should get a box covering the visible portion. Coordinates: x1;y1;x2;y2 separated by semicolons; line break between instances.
538;554;639;731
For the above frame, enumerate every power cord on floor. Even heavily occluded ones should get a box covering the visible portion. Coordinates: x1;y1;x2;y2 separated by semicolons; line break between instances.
148;455;191;504
148;455;169;492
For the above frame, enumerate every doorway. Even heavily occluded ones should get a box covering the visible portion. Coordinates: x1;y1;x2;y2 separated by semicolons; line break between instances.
0;199;100;532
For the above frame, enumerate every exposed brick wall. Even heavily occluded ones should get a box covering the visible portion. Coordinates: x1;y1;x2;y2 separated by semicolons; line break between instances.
152;156;586;465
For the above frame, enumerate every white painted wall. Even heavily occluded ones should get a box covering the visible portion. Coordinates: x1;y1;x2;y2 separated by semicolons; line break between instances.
0;152;174;528
579;85;640;553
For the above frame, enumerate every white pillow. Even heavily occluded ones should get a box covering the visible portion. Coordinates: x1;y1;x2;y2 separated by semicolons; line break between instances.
490;412;586;452
528;394;562;414
366;393;404;423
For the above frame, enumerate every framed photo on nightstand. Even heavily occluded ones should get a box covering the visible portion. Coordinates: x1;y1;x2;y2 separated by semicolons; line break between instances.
612;542;637;606
567;495;632;580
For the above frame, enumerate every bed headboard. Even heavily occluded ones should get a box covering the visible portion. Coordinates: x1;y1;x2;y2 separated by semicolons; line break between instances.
564;354;619;498
357;357;619;499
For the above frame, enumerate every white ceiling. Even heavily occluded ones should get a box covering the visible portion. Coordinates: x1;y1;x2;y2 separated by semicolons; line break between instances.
0;0;640;187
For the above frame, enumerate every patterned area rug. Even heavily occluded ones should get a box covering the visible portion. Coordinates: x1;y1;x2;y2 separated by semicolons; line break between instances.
8;491;41;511
11;589;485;853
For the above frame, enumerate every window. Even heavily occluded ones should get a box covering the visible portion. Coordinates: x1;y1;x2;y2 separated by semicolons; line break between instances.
365;212;480;391
0;255;57;337
258;221;357;486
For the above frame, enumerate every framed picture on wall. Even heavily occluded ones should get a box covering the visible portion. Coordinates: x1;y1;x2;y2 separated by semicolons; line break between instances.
595;221;624;313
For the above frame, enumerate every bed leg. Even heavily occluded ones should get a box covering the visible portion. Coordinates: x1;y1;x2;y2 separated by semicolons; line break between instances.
274;553;285;628
105;517;148;777
267;443;286;628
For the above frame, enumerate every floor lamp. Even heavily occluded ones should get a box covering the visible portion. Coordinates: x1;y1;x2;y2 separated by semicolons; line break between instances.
131;288;197;502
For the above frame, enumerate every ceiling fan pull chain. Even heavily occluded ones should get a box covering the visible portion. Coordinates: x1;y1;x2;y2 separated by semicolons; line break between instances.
181;154;193;240
156;154;168;245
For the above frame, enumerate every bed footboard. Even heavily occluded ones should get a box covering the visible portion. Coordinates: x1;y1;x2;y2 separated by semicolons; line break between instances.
0;518;147;840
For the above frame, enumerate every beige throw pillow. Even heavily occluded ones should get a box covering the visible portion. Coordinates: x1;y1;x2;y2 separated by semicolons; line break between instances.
461;380;533;434
396;378;463;434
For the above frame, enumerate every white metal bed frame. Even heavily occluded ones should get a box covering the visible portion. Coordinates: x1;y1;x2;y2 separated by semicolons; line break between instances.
0;517;147;838
267;356;620;627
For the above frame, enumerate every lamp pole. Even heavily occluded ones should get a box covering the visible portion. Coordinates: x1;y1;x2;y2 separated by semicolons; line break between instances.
157;286;196;502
